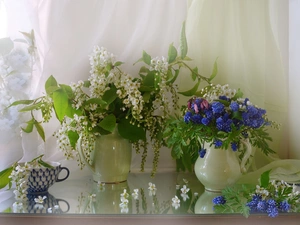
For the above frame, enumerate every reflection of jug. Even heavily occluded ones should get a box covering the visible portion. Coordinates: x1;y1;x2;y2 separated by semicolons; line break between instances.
82;181;132;214
194;191;220;214
26;193;70;214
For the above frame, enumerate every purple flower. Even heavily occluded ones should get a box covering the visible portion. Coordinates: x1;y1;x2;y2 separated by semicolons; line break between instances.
267;205;279;217
184;111;192;123
213;196;226;205
211;102;225;114
214;139;222;148
198;148;206;158
231;142;238;151
257;200;268;212
230;101;239;112
201;117;210;126
191;114;202;124
279;201;290;212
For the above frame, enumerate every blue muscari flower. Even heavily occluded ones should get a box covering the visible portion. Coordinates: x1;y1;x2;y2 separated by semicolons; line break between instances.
230;101;239;112
201;117;210;126
267;199;277;207
267;205;279;217
191;114;202;124
231;142;238;151
257;200;268;212
198;148;206;158
214;139;223;148
205;109;213;120
211;102;225;114
216;117;224;130
279;201;290;212
184;111;192;123
212;196;226;205
246;194;262;212
219;95;230;101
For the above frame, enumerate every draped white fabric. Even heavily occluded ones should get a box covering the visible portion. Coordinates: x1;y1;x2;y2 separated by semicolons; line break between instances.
1;0;187;176
1;0;299;182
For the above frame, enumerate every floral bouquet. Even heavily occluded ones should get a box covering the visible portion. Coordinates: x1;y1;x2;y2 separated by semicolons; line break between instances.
163;83;277;171
6;22;214;176
213;171;300;217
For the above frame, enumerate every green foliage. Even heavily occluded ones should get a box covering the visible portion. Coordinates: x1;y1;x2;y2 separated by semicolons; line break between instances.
7;21;215;175
0;167;13;189
213;184;253;217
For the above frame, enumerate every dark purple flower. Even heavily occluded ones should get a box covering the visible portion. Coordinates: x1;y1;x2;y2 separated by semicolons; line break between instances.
213;196;226;205
231;142;238;151
198;148;206;158
211;102;225;114
214;139;222;148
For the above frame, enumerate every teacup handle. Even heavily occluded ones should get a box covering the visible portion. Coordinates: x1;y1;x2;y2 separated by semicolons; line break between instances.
56;199;70;213
56;167;70;182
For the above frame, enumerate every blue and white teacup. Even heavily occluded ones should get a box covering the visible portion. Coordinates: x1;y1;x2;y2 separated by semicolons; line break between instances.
27;162;69;195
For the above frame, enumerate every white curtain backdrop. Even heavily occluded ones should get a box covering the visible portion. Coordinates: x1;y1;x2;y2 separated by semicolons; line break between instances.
1;0;299;181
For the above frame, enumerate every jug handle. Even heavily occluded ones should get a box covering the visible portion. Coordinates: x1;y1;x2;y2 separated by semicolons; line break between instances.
240;138;253;173
77;136;95;172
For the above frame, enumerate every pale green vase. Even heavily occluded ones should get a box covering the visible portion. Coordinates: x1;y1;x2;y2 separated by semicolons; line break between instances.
194;140;252;192
78;129;132;183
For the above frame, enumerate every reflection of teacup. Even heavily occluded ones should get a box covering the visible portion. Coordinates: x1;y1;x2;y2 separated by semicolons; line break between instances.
27;162;69;195
26;193;70;214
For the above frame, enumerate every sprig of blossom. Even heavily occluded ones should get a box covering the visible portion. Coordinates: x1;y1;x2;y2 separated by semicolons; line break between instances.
213;172;300;218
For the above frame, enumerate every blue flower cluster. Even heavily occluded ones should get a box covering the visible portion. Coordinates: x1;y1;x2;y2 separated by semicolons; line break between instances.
212;196;226;205
184;96;267;152
246;194;290;217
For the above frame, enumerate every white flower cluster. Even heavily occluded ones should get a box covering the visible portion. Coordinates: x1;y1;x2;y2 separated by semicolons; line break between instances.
150;56;168;74
0;43;34;142
255;180;300;203
119;189;130;213
9;162;35;201
54;115;95;167
203;84;237;103
89;46;116;74
172;184;191;210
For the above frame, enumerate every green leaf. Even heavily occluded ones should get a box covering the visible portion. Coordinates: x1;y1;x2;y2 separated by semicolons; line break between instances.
191;67;198;81
233;88;244;100
102;86;118;105
178;80;200;96
209;59;218;82
99;114;116;132
260;170;271;188
180;21;188;59
142;71;156;87
21;119;35;133
67;130;80;149
19;102;42;112
142;92;151;102
118;118;146;142
83;80;91;87
166;69;180;85
7;100;34;108
84;98;107;108
168;43;177;63
114;61;123;67
45;75;58;95
142;50;151;65
38;159;54;169
34;121;45;142
0;167;13;189
52;89;69;121
60;84;74;98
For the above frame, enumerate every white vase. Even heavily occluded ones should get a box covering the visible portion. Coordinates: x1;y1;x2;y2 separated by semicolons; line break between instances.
78;128;132;183
194;140;252;192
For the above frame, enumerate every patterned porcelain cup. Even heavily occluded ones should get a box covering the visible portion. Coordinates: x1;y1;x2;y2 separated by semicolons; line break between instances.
27;162;69;195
